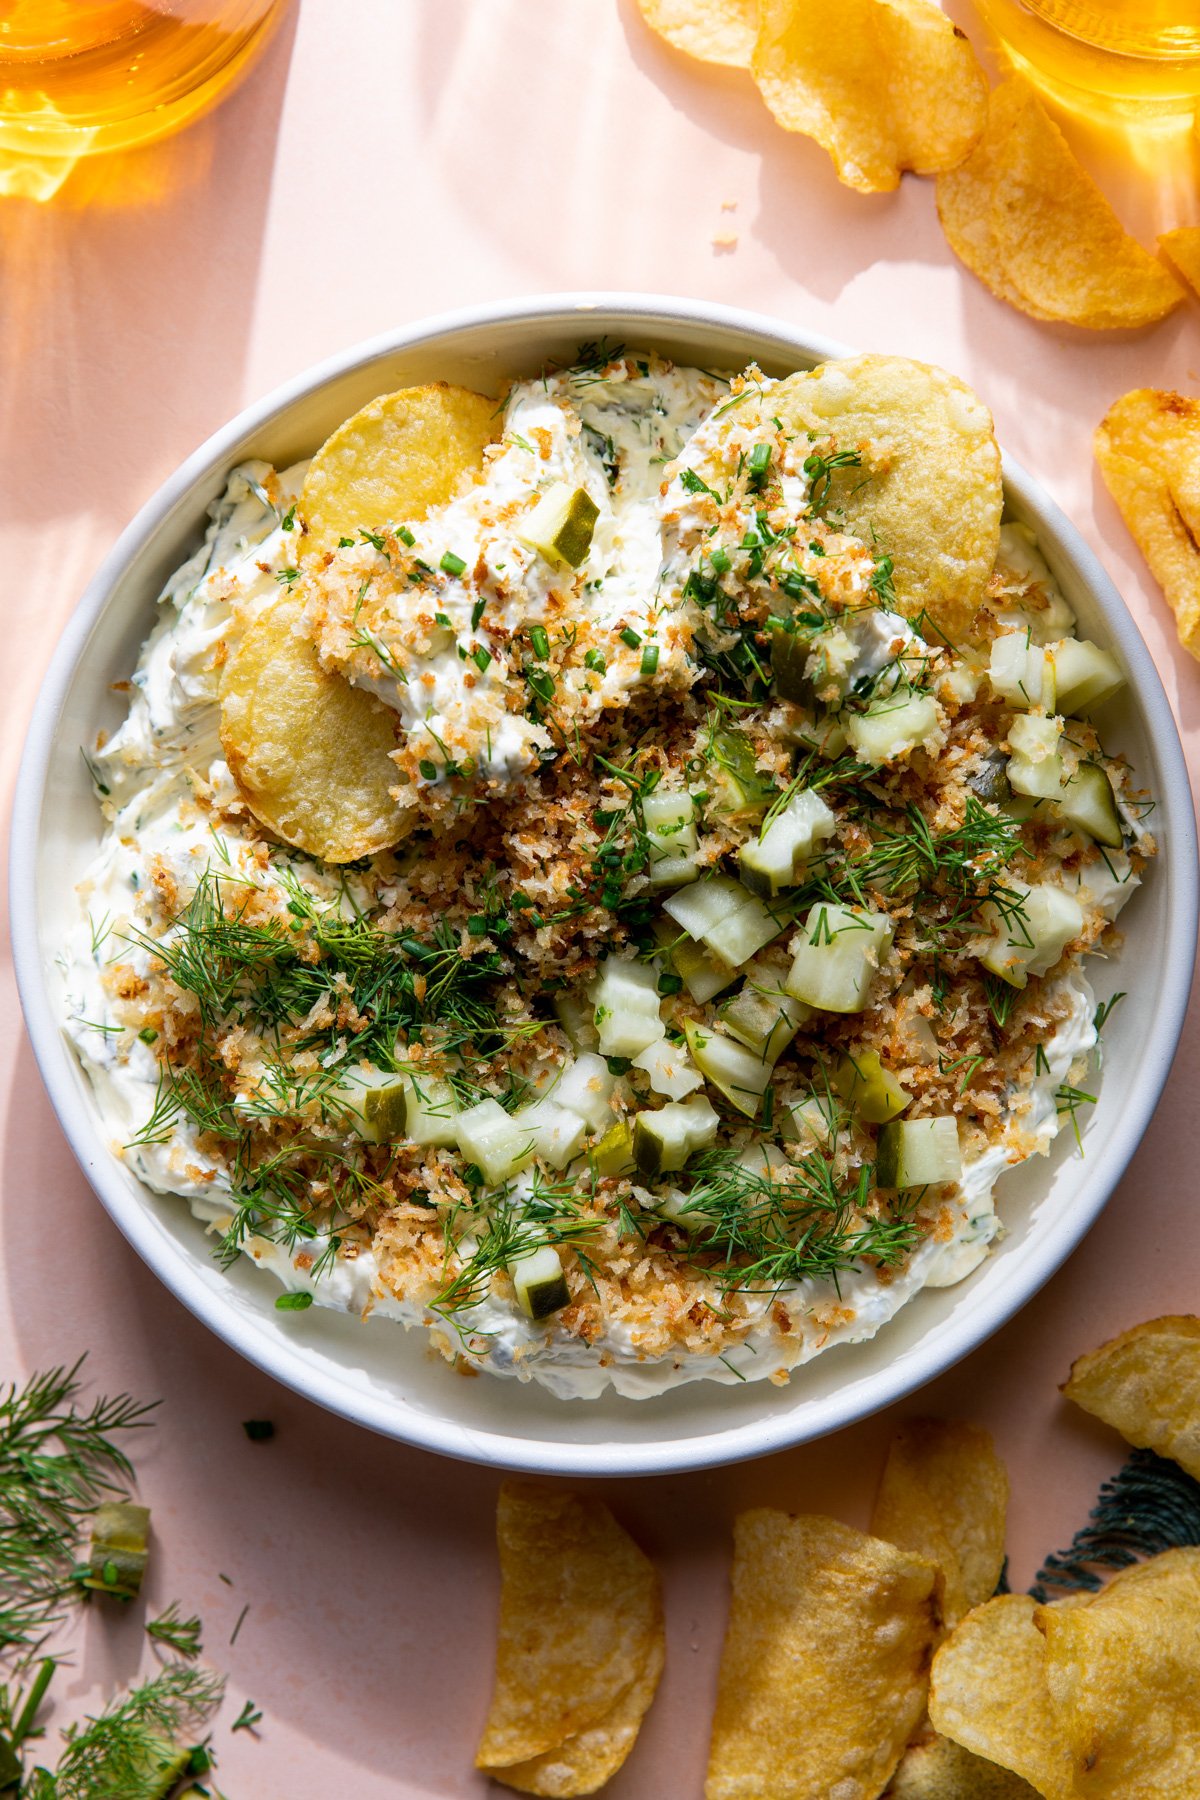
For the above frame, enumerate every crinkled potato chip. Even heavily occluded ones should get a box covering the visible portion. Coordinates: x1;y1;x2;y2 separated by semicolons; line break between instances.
493;1651;663;1798
872;1419;1009;1627
1095;390;1200;659
1062;1314;1200;1482
1037;1548;1200;1798
636;0;758;68
476;1483;663;1794
752;0;987;193
1158;228;1200;299
219;595;409;863
929;1595;1078;1800
705;1511;941;1800
772;354;1002;639
887;1730;1041;1798
300;382;497;559
937;79;1183;329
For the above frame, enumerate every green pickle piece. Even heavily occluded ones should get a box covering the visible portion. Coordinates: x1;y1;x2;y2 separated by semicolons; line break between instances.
707;729;775;822
85;1500;150;1599
770;625;813;703
592;1120;636;1177
833;1051;911;1125
519;483;599;570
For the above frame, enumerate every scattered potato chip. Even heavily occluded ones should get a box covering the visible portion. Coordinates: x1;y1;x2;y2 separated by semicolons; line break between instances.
705;1511;941;1800
1158;228;1200;299
937;78;1184;329
494;1651;663;1798
1062;1315;1200;1482
636;0;758;68
1095;390;1200;659
751;0;987;193
219;594;410;863
887;1730;1041;1797
929;1594;1079;1800
476;1483;663;1795
872;1420;1009;1627
1037;1549;1200;1797
300;382;497;559
772;353;1002;639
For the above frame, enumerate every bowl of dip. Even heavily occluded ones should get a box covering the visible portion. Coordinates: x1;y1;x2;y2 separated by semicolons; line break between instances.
10;294;1197;1475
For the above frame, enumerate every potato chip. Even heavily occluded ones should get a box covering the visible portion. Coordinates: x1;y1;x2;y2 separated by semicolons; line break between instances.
300;382;497;559
1062;1315;1200;1482
1095;391;1200;659
493;1650;663;1798
771;354;1002;639
705;1511;941;1800
476;1483;663;1790
937;79;1184;329
1158;228;1200;299
887;1730;1041;1797
1037;1549;1200;1797
219;594;410;863
872;1420;1009;1627
928;1595;1078;1800
751;0;987;193
636;0;757;68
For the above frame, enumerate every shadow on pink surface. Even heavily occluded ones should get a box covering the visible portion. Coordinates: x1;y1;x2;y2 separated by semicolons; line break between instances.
0;2;297;537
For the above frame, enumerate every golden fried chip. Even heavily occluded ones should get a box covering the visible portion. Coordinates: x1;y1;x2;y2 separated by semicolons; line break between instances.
300;382;497;559
751;0;987;193
929;1595;1078;1800
1158;228;1200;298
1095;391;1200;659
772;353;1002;639
636;0;757;67
476;1483;663;1788
219;594;409;863
705;1511;941;1800
887;1730;1041;1797
937;79;1183;329
1062;1314;1200;1481
493;1650;664;1798
1037;1549;1200;1797
872;1420;1009;1627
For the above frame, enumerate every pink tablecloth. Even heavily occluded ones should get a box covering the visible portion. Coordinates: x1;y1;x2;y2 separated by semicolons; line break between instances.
2;3;1199;1793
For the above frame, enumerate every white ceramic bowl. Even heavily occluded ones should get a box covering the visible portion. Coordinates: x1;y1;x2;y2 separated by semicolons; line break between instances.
12;294;1197;1476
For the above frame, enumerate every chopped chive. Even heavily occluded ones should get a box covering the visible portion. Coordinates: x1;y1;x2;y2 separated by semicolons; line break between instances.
472;647;493;673
529;624;551;660
338;535;356;548
275;1292;313;1312
440;550;467;577
657;972;683;995
397;525;416;547
418;759;439;781
526;668;555;704
466;915;490;937
584;648;607;673
471;598;486;630
138;1028;158;1044
435;611;452;627
620;627;642;649
640;644;659;676
280;504;296;531
709;546;731;575
747;441;772;487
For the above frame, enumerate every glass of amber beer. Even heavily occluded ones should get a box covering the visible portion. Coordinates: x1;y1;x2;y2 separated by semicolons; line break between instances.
972;0;1200;119
0;0;289;167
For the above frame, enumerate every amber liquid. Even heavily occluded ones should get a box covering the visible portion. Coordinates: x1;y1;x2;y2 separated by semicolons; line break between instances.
0;0;286;160
973;0;1200;119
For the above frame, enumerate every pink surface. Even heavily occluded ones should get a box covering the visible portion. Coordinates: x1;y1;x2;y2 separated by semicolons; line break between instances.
2;3;1200;1793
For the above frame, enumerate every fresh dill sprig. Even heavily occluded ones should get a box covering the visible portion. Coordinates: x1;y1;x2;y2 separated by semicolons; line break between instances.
0;1362;155;1660
678;1145;918;1292
1093;991;1127;1035
146;1604;202;1660
45;1661;223;1800
232;1698;262;1733
1029;1449;1200;1604
432;1173;600;1317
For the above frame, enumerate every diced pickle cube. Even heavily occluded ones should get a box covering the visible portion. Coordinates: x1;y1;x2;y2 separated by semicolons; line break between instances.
833;1051;911;1125
876;1116;961;1188
509;1243;570;1320
518;482;599;570
785;905;895;1013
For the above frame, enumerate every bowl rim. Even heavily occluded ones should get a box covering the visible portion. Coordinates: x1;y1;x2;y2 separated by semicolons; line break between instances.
11;290;1198;1477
